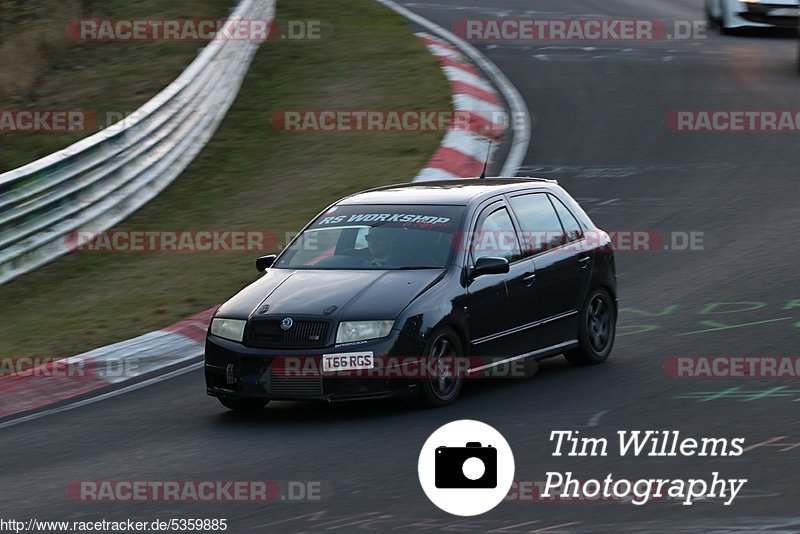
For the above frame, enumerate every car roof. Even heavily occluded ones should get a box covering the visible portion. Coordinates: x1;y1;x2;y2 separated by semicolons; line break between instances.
336;178;560;206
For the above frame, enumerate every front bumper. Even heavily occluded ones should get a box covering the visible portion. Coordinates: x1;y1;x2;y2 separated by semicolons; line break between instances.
204;330;427;402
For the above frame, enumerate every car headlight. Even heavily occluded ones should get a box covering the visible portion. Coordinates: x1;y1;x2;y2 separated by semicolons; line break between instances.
210;318;247;342
336;320;394;344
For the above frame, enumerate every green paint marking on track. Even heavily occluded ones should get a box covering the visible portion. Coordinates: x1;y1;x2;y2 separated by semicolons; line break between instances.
619;306;678;317
743;387;795;401
616;325;659;337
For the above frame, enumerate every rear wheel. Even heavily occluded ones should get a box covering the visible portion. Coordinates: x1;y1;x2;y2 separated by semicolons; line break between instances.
419;328;464;408
218;397;269;412
565;288;616;365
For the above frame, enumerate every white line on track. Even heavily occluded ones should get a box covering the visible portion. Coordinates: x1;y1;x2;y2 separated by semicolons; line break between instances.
0;361;202;430
587;409;610;427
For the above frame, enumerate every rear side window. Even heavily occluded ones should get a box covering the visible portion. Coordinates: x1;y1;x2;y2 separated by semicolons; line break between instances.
550;195;584;243
508;193;564;256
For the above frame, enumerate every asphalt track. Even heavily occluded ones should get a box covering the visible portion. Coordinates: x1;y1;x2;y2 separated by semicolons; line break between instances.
2;1;800;531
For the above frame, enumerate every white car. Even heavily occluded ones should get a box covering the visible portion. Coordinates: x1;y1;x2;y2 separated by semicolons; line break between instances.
706;0;800;32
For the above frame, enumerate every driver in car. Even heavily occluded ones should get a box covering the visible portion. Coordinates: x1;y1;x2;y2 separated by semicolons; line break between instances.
361;226;399;268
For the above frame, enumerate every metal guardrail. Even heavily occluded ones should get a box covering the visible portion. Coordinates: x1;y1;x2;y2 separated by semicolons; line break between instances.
0;0;275;285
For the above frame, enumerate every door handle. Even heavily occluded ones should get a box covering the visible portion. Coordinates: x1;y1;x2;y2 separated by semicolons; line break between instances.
523;273;536;285
578;255;591;268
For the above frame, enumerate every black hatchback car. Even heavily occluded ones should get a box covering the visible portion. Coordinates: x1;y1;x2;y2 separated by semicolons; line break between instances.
205;178;617;409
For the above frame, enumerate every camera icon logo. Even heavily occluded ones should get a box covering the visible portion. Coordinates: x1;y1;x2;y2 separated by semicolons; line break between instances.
435;442;497;489
418;420;515;516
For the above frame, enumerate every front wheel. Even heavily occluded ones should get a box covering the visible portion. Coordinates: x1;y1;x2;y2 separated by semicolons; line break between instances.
218;397;269;412
565;288;617;365
419;328;464;408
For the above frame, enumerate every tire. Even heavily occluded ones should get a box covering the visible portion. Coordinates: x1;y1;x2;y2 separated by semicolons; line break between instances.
565;288;617;366
419;327;464;408
218;397;269;412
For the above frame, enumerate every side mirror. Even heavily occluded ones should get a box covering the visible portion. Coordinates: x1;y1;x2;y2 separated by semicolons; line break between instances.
470;256;509;280
256;254;277;272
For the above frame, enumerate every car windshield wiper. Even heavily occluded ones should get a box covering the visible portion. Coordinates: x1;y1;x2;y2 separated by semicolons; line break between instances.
392;266;443;270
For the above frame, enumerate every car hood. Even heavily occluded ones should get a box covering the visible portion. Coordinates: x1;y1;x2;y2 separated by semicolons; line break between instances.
215;269;444;321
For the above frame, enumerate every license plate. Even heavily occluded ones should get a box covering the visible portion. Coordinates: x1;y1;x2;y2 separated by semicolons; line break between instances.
768;7;799;16
322;352;374;372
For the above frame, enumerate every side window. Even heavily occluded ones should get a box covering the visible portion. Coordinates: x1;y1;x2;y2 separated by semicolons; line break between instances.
550;195;584;243
508;193;565;256
472;207;521;263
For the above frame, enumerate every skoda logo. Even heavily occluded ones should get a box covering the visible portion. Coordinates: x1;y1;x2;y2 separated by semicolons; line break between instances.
280;317;294;331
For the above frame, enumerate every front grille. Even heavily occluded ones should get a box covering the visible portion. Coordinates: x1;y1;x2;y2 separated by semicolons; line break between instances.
268;369;323;397
245;317;331;349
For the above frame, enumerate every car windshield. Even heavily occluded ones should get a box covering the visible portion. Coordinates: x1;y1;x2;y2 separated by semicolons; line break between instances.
274;204;465;270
